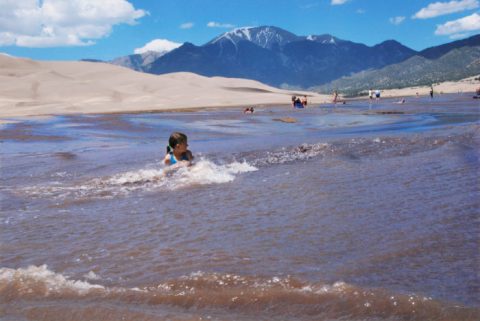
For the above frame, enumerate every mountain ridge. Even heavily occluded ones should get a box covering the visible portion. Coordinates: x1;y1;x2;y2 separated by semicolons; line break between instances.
107;26;479;90
315;46;480;94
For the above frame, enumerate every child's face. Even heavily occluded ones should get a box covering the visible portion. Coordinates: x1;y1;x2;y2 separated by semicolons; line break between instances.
175;141;188;153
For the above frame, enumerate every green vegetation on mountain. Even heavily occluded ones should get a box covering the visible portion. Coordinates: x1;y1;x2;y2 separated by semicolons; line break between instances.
314;46;480;95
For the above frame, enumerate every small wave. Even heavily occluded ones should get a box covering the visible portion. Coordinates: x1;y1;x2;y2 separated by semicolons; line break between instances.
247;129;478;166
17;159;257;199
102;158;257;192
252;143;332;166
1;266;478;320
13;129;478;200
0;265;105;298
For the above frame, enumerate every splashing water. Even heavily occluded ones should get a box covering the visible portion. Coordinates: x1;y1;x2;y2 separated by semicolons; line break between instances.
17;159;258;199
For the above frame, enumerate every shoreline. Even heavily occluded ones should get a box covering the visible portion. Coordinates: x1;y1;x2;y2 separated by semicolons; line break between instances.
1;91;478;126
1;55;478;123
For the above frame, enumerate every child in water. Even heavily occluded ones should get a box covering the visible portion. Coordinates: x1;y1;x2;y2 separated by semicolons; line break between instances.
164;132;194;166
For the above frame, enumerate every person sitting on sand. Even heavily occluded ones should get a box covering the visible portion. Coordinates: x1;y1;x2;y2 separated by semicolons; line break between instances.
164;132;193;166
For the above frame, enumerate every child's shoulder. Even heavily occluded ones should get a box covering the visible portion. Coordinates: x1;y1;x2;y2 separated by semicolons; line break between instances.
164;153;172;164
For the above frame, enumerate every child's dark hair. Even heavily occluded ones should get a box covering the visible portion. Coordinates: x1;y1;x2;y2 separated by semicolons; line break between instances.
166;132;188;154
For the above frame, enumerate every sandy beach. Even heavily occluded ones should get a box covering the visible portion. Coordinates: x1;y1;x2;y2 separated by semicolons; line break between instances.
380;76;480;99
0;54;326;120
1;53;478;122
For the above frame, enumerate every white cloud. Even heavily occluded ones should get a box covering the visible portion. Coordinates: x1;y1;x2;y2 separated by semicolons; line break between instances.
180;22;194;29
389;16;406;25
435;12;480;34
331;0;349;5
413;0;479;19
134;39;182;54
0;0;147;47
207;21;235;28
356;9;366;14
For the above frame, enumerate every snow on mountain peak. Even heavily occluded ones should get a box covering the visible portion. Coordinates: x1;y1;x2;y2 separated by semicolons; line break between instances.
307;35;337;44
231;27;253;41
211;27;254;44
209;26;298;49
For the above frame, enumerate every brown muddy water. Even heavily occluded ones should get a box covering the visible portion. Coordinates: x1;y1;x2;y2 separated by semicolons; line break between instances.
1;94;479;320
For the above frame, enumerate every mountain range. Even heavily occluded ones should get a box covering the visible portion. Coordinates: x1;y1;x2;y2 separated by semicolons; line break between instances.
315;45;480;95
107;26;480;93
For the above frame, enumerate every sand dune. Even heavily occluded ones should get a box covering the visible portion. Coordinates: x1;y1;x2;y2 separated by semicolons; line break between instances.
1;54;478;120
0;54;325;119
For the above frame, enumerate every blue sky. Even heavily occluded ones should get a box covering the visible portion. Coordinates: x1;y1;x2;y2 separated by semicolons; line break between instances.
1;0;479;61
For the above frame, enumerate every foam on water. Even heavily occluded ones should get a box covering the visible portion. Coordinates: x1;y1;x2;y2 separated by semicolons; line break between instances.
1;265;477;320
103;158;257;192
16;159;257;199
0;265;105;297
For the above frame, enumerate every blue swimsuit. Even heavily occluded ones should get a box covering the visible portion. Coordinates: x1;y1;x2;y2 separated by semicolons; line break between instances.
169;153;189;165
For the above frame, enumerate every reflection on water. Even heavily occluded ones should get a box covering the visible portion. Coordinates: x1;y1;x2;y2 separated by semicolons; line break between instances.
1;95;479;320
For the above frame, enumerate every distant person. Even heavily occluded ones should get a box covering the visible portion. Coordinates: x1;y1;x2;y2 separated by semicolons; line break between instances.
476;87;480;95
375;89;381;100
430;86;434;99
301;95;308;107
244;107;254;113
291;95;297;107
395;98;405;104
333;90;338;104
416;92;419;98
164;132;193;166
293;97;303;108
368;89;373;100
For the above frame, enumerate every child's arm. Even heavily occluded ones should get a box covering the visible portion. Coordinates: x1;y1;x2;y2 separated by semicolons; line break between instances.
164;154;171;165
186;150;194;161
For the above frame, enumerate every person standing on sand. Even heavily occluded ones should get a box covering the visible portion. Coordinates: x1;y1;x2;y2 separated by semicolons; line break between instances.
430;85;434;99
333;90;338;104
369;89;373;100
